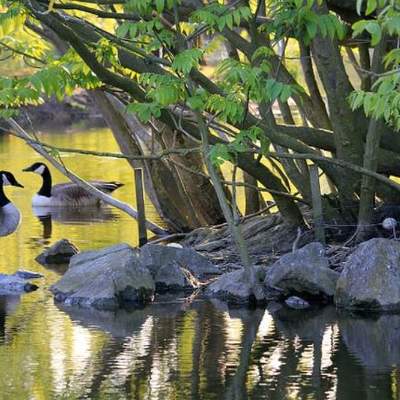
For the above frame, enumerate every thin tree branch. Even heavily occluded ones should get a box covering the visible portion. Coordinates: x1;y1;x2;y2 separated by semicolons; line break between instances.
36;0;141;20
8;118;168;236
270;152;400;193
7;133;200;160
0;41;46;64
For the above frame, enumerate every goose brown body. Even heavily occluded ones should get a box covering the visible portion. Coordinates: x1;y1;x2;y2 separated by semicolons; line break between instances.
23;163;124;207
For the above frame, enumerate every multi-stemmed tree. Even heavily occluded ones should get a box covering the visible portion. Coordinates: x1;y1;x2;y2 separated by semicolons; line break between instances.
1;0;400;267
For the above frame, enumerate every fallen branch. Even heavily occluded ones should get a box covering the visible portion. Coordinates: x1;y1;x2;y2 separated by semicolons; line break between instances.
8;118;168;236
148;232;188;245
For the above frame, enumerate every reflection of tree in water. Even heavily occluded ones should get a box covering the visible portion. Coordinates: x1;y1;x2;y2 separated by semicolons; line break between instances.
0;295;20;344
56;302;400;400
223;308;265;400
0;308;5;342
334;313;400;400
257;306;337;400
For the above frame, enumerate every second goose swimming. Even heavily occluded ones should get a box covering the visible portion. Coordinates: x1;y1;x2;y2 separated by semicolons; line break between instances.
23;162;124;207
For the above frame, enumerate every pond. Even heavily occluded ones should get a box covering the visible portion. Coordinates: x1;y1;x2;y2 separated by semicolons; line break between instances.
0;129;399;399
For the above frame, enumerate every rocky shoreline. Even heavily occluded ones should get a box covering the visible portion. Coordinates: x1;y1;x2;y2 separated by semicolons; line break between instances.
17;212;399;314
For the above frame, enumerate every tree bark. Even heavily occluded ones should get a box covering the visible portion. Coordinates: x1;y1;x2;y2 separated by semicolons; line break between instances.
243;171;261;215
277;100;312;202
99;92;225;230
356;36;388;241
359;43;372;91
299;43;332;130
311;2;367;205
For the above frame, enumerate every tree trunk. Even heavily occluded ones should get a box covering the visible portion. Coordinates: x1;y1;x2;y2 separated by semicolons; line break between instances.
311;2;366;205
93;91;224;231
155;120;225;225
299;43;332;130
244;171;261;215
277;100;312;202
356;36;388;241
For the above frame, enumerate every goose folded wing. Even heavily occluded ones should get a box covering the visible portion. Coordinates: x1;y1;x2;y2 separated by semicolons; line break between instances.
51;181;122;206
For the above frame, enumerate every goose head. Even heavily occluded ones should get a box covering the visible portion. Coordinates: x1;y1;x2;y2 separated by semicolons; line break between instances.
23;162;48;176
0;171;24;188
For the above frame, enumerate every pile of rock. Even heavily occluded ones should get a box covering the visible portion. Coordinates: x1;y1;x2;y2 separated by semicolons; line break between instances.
208;238;400;312
50;242;218;310
206;242;339;306
43;234;400;313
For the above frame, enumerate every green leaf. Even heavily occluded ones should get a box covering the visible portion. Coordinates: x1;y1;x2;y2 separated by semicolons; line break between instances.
126;102;162;122
366;0;377;15
186;95;204;110
172;48;203;75
116;22;130;37
365;21;382;46
353;20;382;46
209;143;232;166
155;0;164;13
251;46;273;62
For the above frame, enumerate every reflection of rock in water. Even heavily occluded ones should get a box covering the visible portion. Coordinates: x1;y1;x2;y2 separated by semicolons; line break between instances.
339;313;400;371
32;206;119;239
56;299;186;338
0;295;20;342
271;306;337;343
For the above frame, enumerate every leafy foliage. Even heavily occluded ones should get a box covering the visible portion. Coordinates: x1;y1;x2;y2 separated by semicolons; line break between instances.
190;4;252;32
209;126;269;166
139;73;185;105
1;0;399;165
266;0;346;45
172;49;203;75
349;1;400;130
0;3;25;39
126;101;161;122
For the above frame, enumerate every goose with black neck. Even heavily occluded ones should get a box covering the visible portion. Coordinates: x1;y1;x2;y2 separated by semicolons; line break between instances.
23;162;124;207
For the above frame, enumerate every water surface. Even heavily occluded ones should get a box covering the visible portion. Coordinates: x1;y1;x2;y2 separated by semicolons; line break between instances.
0;129;399;400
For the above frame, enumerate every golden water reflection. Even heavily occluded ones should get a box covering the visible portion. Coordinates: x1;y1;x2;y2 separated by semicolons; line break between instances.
0;130;399;399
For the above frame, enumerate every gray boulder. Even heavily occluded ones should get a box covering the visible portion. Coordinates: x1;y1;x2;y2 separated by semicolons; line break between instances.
36;239;79;265
205;267;266;304
51;243;155;310
335;238;400;311
154;261;196;292
140;244;219;279
264;242;339;300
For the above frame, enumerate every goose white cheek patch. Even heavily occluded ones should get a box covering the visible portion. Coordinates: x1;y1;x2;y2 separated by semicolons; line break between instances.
2;175;11;186
34;165;46;175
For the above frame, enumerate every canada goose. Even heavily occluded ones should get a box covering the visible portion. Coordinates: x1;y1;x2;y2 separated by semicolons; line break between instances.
23;162;124;207
0;171;23;236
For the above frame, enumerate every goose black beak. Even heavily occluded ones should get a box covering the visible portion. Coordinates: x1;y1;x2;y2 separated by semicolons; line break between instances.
14;182;24;188
22;167;32;172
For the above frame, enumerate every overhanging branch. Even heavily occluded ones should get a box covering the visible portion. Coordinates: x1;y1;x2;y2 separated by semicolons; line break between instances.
8;118;168;236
